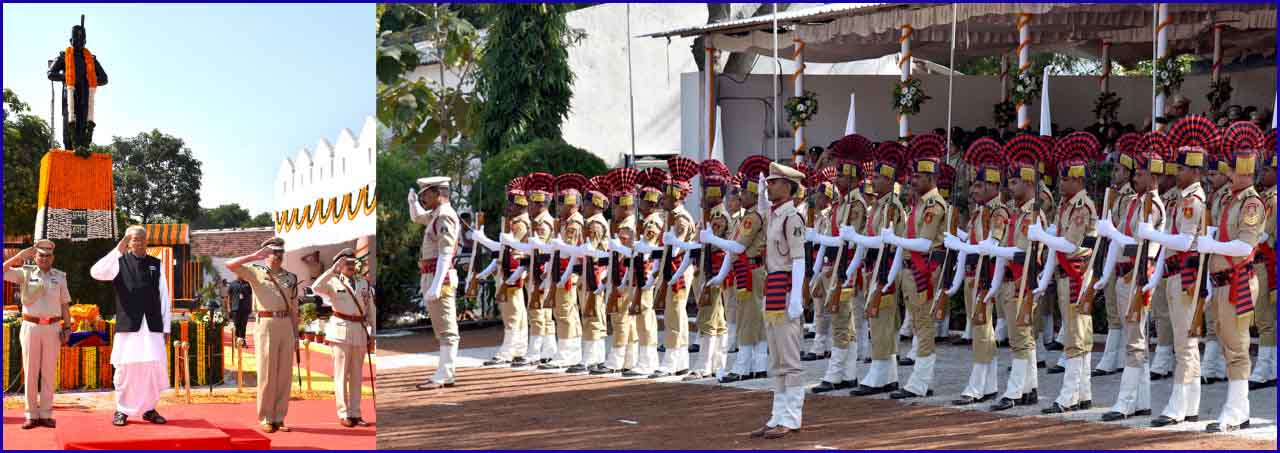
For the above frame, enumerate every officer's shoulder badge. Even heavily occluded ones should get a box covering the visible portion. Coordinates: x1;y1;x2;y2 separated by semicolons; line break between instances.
1242;198;1263;226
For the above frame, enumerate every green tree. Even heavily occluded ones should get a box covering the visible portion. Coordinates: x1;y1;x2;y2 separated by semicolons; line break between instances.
472;139;608;234
375;148;430;323
3;89;56;238
244;212;274;228
192;203;251;229
108;130;204;224
473;4;582;158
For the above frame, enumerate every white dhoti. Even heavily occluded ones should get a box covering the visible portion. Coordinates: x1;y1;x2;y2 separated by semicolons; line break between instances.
111;317;170;417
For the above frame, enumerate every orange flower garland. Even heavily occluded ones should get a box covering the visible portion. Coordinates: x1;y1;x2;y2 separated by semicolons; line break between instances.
62;47;99;88
37;150;115;211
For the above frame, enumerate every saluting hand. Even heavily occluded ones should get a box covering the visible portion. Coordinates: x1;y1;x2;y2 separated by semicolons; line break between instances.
116;236;130;254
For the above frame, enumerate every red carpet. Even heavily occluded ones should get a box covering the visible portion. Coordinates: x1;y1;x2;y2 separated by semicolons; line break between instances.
3;398;374;450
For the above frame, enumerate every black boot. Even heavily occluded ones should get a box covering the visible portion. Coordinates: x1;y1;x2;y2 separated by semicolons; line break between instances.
811;381;838;394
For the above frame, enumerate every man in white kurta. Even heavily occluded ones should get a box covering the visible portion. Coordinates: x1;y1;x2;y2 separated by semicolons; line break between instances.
91;225;171;427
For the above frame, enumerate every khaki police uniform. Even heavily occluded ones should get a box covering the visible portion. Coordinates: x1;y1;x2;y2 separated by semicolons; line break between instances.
499;213;531;361
312;268;373;421
233;262;299;425
1051;189;1098;410
527;210;557;361
1158;181;1206;422
4;264;71;422
898;188;947;397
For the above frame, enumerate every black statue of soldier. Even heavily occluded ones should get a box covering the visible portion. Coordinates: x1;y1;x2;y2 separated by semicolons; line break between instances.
47;20;108;155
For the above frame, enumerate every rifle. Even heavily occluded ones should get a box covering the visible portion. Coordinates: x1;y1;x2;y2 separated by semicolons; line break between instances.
1188;203;1211;337
931;198;961;320
605;217;620;314
547;217;562;311
801;199;818;310
825;197;856;314
696;203;713;307
1076;187;1117;314
865;203;897;319
465;212;486;299
1124;192;1157;323
972;206;994;325
653;210;674;313
627;202;647;317
1014;181;1044;327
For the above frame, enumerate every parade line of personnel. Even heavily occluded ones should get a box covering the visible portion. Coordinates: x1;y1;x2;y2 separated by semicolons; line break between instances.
411;116;1276;438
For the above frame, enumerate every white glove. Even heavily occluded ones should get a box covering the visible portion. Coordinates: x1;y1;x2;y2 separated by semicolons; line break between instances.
700;226;746;254
881;227;902;248
529;237;554;253
943;232;967;252
812;231;845;248
946;248;967;296
1204;283;1214;302
1046;224;1059;236
1196;236;1253;257
634;240;661;256
976;238;999;257
584;246;609;259
811;246;826;275
893;232;932;253
788;259;805;319
663;232;702;252
1206;226;1218;238
608;238;633;257
1092;240;1123;290
642;273;656;290
502;233;535;253
475;260;498;280
668;251;693;288
839;225;858;242
426;254;451;300
1037;231;1079;254
505;267;526;286
550;238;570;255
756;174;769;215
984;257;1008;303
845;245;867;286
1097;218;1136;246
805;228;818;243
1143;249;1166;293
881;246;905;293
1028;222;1047;244
850;230;884;250
1033;250;1057;297
990;244;1021;260
707;253;733;287
408;189;425;219
1261;232;1270;244
558;258;575;286
540;275;551;291
469;229;502;252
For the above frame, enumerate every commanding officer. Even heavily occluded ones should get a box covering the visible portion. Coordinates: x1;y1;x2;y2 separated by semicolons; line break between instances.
749;162;808;440
226;236;298;432
850;142;907;397
312;248;374;428
1194;122;1266;433
1099;135;1168;422
1142;115;1212;426
4;240;71;430
887;134;950;400
708;157;771;383
406;176;461;390
687;170;731;381
1036;135;1102;414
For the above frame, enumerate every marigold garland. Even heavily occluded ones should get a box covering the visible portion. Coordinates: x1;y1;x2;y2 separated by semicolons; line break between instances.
63;47;99;88
37;150;115;212
82;346;97;390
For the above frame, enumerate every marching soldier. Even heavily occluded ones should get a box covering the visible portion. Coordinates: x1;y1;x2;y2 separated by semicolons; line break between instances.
542;174;586;371
1249;133;1277;390
1143;115;1212;426
597;169;641;375
887;134;950;400
576;178;612;374
710;157;771;383
524;173;558;366
812;149;870;393
626;171;666;377
4;240;71;429
1194;122;1266;432
1095;139;1140;377
954;137;1010;405
311;248;374;428
1037;135;1102;414
654;159;698;378
1149;156;1182;381
227;236;299;431
850;142;906;396
723;183;744;354
484;179;532;367
406;177;461;391
1200;153;1233;385
749;162;808;439
803;178;837;364
687;170;731;381
1099;135;1167;422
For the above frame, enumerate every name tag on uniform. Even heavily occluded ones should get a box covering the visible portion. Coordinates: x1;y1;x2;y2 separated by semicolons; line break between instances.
337;288;348;293
150;265;158;272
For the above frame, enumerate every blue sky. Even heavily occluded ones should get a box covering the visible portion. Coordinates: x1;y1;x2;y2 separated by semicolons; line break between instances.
3;3;373;216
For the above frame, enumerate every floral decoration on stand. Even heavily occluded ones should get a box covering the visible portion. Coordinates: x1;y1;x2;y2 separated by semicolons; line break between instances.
1152;56;1184;96
785;90;820;129
891;78;930;116
1010;69;1042;108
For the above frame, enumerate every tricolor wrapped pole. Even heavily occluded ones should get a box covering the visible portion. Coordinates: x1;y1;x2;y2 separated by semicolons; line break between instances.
793;38;806;155
1016;13;1032;130
898;25;912;138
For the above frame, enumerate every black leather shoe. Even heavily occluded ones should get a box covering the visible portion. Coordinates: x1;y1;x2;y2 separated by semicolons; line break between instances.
750;371;767;380
483;357;510;366
1019;389;1039;405
890;389;932;399
1248;379;1276;390
1186;415;1199;422
807;331;818;339
1046;341;1064;351
674;369;690;376
1201;376;1225;385
718;373;743;383
822;351;831;359
1076;400;1092;410
510;357;530;367
589;366;617;375
1037;361;1046;369
113;412;129;426
990;397;1016;411
834;380;856;390
997;340;1010;348
1101;411;1128;422
953;338;972;346
1151;416;1179;427
1047;365;1065;374
648;370;671;379
142;410;166;424
952;395;981;405
621;370;647;378
565;364;588;374
727;347;739;354
538;363;564;370
980;392;998;403
1091;368;1118;377
811;381;838;394
1150;371;1171;381
352;417;370;427
41;418;56;428
862;358;872;364
898;357;915;366
688;344;700;353
801;352;820;362
849;385;883;396
1133;409;1151;416
1041;403;1071;414
540;358;553;365
1206;420;1250;433
658;345;666;353
22;419;38;429
899;334;911;342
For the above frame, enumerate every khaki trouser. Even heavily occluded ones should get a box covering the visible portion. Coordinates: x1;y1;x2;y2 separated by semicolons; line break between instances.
999;284;1036;360
735;267;766;345
256;317;296;424
811;269;833;346
1116;273;1150;368
500;285;528;342
831;287;859;348
611;290;638;348
1152;277;1174;348
1256;263;1275;347
581;286;608;342
636;287;659;347
1105;278;1123;330
20;322;59;420
423;272;459;346
1214;274;1256;381
554;276;582;340
868;275;900;360
966;277;996;364
696;285;727;336
1165;275;1200;384
331;341;365;419
767;316;805;388
1059;277;1092;358
900;268;937;358
1035;282;1056;340
664;286;690;348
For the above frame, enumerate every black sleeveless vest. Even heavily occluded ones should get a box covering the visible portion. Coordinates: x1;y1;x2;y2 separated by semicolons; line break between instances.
111;253;164;333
